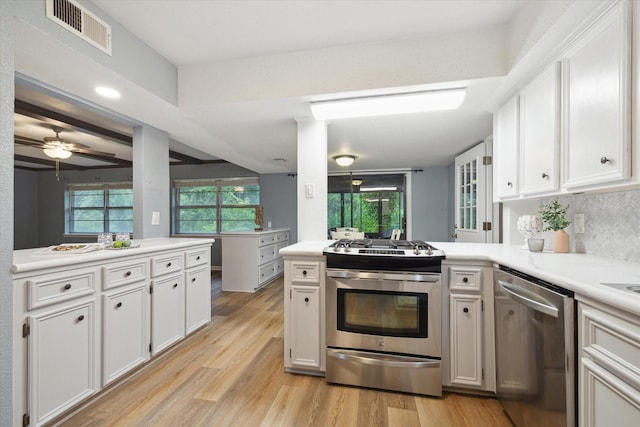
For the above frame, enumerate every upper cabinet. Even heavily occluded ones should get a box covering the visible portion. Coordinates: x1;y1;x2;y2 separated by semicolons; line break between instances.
493;0;633;200
494;96;520;200
519;62;560;196
562;1;632;189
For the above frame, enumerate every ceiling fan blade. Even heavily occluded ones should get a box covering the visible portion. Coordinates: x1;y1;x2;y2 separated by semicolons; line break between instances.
72;148;116;157
14;135;45;147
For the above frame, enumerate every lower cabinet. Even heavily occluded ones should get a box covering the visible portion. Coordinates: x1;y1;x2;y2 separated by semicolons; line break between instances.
28;298;98;427
443;262;496;393
283;257;325;374
578;299;640;426
102;283;150;386
185;266;212;334
151;273;185;356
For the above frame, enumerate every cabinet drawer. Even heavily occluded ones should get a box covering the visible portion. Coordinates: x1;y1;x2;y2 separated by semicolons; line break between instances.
151;252;183;277
28;269;96;310
275;231;289;243
259;261;277;284
274;258;284;277
185;247;210;269
259;244;278;265
259;234;277;246
449;267;482;292
103;259;147;290
581;304;640;374
291;262;320;284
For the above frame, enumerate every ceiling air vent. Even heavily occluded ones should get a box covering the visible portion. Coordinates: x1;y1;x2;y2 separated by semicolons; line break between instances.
45;0;112;55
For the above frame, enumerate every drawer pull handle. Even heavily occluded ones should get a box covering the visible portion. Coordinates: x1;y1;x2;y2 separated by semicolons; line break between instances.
125;271;132;277
304;297;309;303
600;156;610;164
77;315;85;322
196;256;201;260
541;172;549;179
173;283;178;289
167;262;172;267
116;302;123;309
63;283;72;291
192;277;196;283
302;270;307;276
462;277;468;283
463;307;469;313
507;181;512;187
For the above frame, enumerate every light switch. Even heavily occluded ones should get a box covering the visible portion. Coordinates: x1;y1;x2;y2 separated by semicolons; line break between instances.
151;211;160;225
305;183;315;198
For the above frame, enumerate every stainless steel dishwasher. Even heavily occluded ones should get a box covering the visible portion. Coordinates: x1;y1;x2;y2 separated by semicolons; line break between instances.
494;265;576;427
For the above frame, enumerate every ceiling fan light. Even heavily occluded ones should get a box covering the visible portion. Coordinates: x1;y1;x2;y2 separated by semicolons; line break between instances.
334;155;356;167
95;86;121;99
43;147;72;159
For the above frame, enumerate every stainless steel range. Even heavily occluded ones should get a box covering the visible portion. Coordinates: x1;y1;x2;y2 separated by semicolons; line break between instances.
324;239;445;396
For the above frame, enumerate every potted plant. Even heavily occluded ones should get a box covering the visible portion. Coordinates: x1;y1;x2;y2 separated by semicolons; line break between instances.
539;199;571;253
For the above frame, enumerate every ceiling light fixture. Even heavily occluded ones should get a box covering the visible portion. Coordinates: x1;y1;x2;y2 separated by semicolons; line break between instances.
95;86;121;99
351;179;363;186
334;155;356;167
310;88;466;120
43;146;72;159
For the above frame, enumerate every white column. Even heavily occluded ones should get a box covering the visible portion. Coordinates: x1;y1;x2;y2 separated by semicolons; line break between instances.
296;118;328;241
132;125;170;238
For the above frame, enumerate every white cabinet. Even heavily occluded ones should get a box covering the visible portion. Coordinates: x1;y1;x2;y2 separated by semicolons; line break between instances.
562;1;632;190
443;263;495;392
493;95;520;200
27;298;98;427
284;258;325;374
578;299;640;427
102;283;150;385
151;272;185;355
519;62;561;195
222;229;289;292
185;247;211;334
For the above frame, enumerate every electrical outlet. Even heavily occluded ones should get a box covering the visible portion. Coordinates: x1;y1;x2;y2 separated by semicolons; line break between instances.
574;213;585;234
151;211;160;225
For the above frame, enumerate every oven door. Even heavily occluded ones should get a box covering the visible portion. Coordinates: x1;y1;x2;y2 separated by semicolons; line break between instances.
326;269;441;358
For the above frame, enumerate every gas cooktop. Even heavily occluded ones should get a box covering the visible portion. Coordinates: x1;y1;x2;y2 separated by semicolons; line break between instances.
325;239;444;257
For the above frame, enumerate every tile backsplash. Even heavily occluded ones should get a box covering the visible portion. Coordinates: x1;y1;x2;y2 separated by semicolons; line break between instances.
540;189;640;263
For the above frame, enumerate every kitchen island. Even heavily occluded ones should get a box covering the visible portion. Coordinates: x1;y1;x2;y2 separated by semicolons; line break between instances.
11;237;214;427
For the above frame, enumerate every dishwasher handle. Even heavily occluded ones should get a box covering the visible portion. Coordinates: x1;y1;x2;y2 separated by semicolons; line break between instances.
497;280;559;318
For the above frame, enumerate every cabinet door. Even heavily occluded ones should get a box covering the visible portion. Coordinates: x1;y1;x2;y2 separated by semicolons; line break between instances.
520;62;560;195
290;285;321;369
103;283;150;386
185;266;211;334
28;299;97;426
494;95;519;200
449;294;483;387
562;1;631;189
151;273;185;355
580;356;640;427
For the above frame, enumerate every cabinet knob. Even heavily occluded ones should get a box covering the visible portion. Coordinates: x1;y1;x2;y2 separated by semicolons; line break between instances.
541;172;549;179
63;283;72;291
167;262;172;267
302;270;307;276
125;271;132;277
173;283;178;289
462;277;468;283
116;302;123;309
600;156;610;164
507;181;512;187
196;256;200;261
304;297;309;303
463;307;469;313
77;315;85;322
192;277;196;283
508;310;515;316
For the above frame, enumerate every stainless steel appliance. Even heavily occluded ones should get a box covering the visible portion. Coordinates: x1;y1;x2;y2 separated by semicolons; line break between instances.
324;239;445;396
494;265;576;427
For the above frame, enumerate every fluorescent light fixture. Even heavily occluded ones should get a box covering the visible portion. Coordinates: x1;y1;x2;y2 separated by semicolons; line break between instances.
360;186;397;192
95;86;121;99
334;155;356;167
366;198;390;203
310;89;466;120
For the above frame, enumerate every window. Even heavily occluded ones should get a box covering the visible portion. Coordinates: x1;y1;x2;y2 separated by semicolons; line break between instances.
173;178;260;234
328;174;405;238
66;182;133;234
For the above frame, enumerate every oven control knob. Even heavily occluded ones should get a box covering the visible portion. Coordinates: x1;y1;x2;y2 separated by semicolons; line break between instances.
426;248;433;255
333;246;340;252
413;248;421;255
344;246;351;253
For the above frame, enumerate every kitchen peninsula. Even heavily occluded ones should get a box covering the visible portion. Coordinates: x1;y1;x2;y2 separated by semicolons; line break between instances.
11;237;214;427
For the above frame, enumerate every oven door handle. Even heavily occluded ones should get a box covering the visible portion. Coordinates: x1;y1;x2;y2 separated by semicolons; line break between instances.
497;280;559;318
326;269;440;282
327;349;441;369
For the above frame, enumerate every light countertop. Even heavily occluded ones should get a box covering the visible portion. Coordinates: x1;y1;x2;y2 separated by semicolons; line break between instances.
280;241;640;314
13;237;215;274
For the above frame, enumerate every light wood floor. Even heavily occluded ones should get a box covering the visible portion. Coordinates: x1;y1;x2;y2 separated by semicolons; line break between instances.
59;274;513;427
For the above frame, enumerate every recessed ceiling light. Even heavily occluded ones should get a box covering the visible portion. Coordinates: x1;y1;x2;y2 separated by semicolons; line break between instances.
310;89;466;120
95;86;121;99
